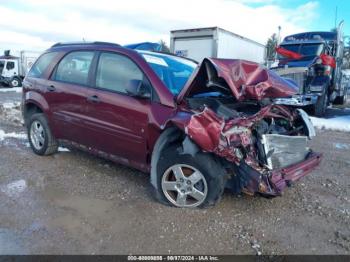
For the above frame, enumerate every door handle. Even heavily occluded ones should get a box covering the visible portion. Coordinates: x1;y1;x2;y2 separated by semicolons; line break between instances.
87;95;100;103
47;85;56;92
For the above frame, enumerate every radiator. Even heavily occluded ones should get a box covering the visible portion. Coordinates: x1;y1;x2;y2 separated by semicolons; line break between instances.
274;67;308;94
261;134;309;170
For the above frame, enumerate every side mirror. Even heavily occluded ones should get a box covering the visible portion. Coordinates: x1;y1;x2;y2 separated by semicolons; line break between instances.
126;79;151;99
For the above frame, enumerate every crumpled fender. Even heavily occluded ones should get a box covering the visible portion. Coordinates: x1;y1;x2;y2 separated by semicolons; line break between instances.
185;104;295;165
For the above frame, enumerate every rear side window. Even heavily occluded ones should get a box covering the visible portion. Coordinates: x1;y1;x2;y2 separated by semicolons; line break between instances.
96;52;143;94
54;51;94;86
28;52;57;78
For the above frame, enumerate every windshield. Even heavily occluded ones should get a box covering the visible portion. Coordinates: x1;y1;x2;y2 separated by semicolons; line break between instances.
278;43;324;59
0;60;4;74
140;51;197;95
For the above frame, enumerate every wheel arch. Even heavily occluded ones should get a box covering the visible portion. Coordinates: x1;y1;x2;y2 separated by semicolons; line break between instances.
12;75;22;81
150;126;184;189
23;100;47;126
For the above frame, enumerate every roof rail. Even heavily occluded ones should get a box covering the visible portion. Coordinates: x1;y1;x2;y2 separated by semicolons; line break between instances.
147;50;199;64
51;41;121;48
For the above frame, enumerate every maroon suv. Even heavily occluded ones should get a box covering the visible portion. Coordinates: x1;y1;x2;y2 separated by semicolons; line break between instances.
22;42;322;208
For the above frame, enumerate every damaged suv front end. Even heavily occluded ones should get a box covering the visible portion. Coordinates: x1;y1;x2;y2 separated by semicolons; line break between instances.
175;58;322;197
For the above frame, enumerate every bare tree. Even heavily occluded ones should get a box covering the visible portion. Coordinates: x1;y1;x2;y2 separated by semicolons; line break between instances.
158;40;170;53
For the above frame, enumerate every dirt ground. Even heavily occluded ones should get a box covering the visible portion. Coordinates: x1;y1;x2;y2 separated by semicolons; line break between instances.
0;89;349;255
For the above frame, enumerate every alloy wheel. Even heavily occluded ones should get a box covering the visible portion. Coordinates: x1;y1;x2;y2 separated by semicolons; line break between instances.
161;164;208;207
30;120;45;150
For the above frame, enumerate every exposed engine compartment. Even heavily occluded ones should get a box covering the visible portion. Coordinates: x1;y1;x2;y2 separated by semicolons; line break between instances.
186;96;314;162
186;96;261;119
183;96;316;196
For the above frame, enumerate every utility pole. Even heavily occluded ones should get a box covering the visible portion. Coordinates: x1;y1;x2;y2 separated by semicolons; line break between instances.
277;26;281;45
335;6;338;28
275;25;282;62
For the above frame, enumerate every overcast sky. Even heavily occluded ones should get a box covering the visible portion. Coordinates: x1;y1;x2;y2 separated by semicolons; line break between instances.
0;0;348;54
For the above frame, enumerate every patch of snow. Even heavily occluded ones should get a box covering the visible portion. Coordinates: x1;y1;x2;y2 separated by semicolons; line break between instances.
0;87;22;93
2;102;20;109
58;147;70;152
0;130;27;141
334;143;350;150
1;179;27;197
310;114;350;132
0;103;23;126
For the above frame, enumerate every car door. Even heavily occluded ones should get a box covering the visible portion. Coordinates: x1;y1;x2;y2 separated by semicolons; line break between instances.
43;50;96;146
84;51;153;166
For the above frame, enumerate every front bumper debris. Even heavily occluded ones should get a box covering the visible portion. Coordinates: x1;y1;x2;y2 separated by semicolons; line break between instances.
0;75;10;85
227;152;322;197
273;94;318;106
268;152;322;194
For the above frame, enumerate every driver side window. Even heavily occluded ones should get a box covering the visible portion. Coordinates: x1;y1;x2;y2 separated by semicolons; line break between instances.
6;61;15;70
96;52;146;94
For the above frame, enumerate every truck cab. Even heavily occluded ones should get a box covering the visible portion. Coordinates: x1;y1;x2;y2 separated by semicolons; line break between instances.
0;54;21;87
272;22;347;116
0;50;41;88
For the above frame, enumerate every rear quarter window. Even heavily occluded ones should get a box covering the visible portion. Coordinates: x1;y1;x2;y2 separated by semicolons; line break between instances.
27;52;58;78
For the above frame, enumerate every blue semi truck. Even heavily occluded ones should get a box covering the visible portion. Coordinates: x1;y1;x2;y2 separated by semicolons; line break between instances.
272;22;348;117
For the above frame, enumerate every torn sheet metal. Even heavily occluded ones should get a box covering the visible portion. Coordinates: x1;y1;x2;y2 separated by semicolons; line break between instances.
186;104;295;165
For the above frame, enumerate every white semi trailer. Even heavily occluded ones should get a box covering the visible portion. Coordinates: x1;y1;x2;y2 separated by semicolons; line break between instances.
170;27;266;64
0;50;41;87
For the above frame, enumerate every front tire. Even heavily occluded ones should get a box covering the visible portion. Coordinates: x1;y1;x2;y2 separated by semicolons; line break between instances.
10;77;21;88
155;145;226;208
27;113;58;155
314;89;328;117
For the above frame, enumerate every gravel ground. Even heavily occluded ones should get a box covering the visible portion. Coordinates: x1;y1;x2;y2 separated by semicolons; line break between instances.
0;89;349;255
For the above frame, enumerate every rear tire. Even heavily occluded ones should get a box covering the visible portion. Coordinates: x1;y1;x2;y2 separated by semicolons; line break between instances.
155;144;227;208
27;113;58;156
333;87;348;105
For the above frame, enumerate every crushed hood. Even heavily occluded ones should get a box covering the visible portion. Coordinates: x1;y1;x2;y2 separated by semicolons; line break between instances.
177;58;298;103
